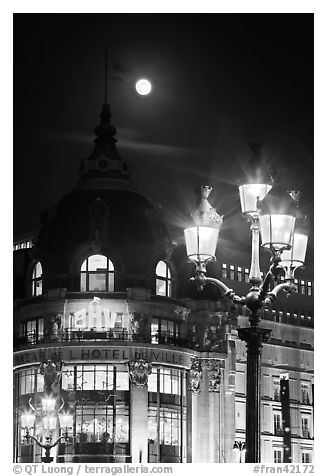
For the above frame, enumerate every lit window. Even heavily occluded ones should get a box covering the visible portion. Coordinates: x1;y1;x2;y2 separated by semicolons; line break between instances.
274;413;283;435
31;262;43;296
237;266;242;281
301;280;306;295
229;265;235;280
244;268;249;283
20;368;35;395
307;282;312;296
301;415;310;438
273;379;280;401
222;263;227;279
301;383;310;404
80;255;114;292
274;449;283;463
302;452;311;463
294;279;299;293
155;261;172;297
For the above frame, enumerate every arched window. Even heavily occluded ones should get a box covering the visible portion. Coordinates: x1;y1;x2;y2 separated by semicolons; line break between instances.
80;255;114;292
155;261;172;297
31;262;43;296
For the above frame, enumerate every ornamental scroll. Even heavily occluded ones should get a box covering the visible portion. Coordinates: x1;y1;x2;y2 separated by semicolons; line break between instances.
202;359;221;392
187;357;203;394
40;360;62;393
128;360;152;387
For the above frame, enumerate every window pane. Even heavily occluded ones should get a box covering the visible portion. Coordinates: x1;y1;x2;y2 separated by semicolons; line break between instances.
35;262;42;278
156;279;166;296
117;371;129;391
88;255;107;271
108;259;114;271
62;367;75;390
148;368;157;392
95;370;107;390
35;280;42;296
89;274;106;291
80;273;86;292
38;319;44;337
108;273;114;291
36;371;44;392
167;279;172;297
81;259;87;271
82;370;94;390
156;260;167;277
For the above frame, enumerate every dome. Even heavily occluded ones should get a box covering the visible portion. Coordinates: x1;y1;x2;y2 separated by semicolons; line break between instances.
34;102;171;291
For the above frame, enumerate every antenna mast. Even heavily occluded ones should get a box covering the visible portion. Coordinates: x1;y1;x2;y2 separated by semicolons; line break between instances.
104;47;108;104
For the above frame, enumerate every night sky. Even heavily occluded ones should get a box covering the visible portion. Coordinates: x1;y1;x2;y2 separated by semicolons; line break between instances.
13;13;314;265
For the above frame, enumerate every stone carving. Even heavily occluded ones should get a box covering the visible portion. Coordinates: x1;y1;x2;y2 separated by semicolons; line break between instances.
202;359;221;392
188;357;202;394
174;305;190;320
40;360;62;393
129;360;152;387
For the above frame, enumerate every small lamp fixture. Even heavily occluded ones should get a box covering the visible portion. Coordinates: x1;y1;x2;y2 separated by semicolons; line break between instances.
280;214;310;280
21;412;36;429
58;413;73;430
42;397;56;413
43;415;57;431
258;185;297;257
239;183;272;217
184;185;223;273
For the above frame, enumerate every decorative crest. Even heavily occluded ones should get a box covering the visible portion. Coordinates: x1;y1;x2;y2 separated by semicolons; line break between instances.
40;360;62;392
187;357;203;394
128;360;152;387
192;186;223;228
202;359;221;392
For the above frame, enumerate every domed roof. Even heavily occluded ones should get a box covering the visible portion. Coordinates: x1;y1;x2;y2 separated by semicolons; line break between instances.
35;102;171;283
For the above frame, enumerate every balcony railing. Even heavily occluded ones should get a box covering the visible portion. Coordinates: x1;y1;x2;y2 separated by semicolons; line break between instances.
14;329;195;350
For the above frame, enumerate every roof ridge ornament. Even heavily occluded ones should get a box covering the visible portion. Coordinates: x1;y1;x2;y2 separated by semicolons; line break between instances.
192;185;223;228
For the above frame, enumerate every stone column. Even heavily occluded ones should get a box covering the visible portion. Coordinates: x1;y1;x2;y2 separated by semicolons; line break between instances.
238;326;271;463
129;360;152;463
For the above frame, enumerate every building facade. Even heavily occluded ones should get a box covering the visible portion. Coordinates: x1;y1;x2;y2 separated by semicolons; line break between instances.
13;101;314;464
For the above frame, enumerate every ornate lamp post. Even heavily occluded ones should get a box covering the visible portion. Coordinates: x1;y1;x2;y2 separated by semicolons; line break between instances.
21;361;73;463
184;183;309;463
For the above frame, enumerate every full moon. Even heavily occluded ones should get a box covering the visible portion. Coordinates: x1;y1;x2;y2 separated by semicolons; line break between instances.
135;79;152;95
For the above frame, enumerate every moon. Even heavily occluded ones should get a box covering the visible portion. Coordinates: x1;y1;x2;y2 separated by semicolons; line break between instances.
135;79;152;95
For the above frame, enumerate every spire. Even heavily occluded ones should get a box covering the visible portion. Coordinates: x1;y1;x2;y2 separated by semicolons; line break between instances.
79;49;130;182
104;47;108;105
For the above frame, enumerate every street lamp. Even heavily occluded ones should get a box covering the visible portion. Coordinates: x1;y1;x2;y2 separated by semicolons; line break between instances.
21;359;73;465
184;182;308;463
233;441;246;463
21;399;73;463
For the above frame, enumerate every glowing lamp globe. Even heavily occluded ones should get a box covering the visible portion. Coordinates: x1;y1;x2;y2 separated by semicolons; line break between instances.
184;226;220;263
280;217;309;272
184;186;223;270
135;79;152;95
21;412;35;428
258;186;297;253
239;183;272;217
59;413;74;429
43;415;57;431
42;397;56;413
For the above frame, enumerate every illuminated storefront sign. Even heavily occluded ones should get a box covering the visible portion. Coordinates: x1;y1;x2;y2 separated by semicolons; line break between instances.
13;346;203;367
